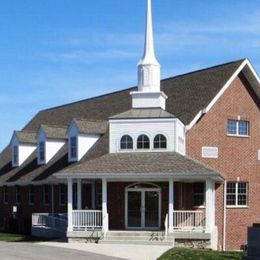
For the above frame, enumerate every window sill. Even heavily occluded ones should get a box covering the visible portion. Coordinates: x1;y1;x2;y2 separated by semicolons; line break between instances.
193;206;205;209
226;205;248;209
226;134;250;138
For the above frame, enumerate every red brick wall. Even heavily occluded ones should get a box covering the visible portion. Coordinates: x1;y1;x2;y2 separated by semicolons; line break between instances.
186;74;260;249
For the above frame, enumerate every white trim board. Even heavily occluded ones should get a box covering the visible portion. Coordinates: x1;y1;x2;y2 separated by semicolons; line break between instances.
186;59;260;131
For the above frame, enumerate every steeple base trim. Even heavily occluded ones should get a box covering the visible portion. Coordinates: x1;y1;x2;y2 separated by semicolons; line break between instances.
130;91;168;110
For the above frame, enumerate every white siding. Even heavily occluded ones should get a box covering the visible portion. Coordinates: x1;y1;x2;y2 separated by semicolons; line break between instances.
18;145;36;166
45;140;65;163
10;134;36;167
109;118;185;154
78;134;100;160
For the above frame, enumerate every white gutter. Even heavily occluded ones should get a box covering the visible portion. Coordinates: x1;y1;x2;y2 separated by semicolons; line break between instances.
223;180;227;251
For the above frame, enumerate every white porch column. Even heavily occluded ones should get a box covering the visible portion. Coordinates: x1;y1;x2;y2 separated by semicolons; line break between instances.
67;178;73;232
77;179;82;210
102;178;108;232
168;178;174;232
206;179;215;233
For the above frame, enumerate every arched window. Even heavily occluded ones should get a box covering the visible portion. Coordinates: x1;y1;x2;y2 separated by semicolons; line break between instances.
154;134;167;149
137;135;150;149
120;135;133;150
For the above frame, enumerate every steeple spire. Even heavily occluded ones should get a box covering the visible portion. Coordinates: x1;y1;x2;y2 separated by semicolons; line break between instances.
131;0;167;110
138;0;161;92
141;0;159;65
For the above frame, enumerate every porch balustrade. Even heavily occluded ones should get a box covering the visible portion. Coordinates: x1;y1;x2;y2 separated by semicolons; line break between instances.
172;210;205;230
72;210;102;230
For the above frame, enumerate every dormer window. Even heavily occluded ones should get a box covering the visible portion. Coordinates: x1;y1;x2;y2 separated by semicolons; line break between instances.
39;141;45;162
13;146;18;166
120;135;133;150
137;135;150;150
70;136;77;160
154;134;167;149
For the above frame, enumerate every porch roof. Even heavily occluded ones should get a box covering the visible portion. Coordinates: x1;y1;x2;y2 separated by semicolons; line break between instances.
55;152;224;182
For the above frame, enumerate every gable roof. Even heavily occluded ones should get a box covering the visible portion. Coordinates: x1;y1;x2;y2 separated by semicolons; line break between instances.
56;152;224;182
72;119;108;135
13;131;37;145
0;58;259;185
110;108;175;119
40;125;67;140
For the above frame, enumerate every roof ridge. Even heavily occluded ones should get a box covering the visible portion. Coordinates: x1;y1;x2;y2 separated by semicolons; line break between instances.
38;59;246;113
73;118;107;123
161;58;246;82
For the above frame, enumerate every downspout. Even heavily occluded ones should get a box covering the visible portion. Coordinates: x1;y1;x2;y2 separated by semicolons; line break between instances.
223;180;227;251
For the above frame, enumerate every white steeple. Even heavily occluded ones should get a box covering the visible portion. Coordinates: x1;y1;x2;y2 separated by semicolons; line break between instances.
131;0;167;110
138;0;160;92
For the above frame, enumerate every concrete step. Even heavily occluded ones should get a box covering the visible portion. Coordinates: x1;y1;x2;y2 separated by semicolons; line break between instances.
105;231;166;237
104;235;174;241
99;240;174;246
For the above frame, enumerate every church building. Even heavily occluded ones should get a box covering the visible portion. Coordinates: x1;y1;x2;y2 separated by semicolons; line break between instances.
0;0;259;250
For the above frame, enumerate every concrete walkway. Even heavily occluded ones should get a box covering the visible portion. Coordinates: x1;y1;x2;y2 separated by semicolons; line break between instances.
38;241;172;260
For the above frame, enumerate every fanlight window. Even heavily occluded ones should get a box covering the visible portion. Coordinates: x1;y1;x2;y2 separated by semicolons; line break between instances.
137;135;150;149
120;135;133;150
154;134;167;149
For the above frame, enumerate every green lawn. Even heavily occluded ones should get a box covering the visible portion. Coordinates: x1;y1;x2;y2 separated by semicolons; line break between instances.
158;248;244;260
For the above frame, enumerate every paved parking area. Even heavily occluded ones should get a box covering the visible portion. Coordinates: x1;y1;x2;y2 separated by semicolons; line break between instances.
38;241;171;260
0;242;121;260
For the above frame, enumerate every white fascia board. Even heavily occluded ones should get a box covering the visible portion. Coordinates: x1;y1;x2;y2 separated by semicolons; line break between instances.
54;172;224;182
186;59;254;132
109;118;177;124
246;58;260;84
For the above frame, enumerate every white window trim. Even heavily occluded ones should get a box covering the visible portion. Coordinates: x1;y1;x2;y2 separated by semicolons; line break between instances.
227;120;249;137
226;182;248;208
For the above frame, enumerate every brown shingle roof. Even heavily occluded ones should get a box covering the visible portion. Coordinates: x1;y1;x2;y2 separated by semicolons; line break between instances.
110;108;175;119
57;152;224;181
40;125;67;139
0;59;254;184
15;131;37;144
73;119;108;134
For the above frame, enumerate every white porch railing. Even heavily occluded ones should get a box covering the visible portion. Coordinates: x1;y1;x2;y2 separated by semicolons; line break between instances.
32;213;67;232
72;210;102;230
173;210;205;230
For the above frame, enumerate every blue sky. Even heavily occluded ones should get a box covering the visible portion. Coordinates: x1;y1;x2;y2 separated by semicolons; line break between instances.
0;0;259;150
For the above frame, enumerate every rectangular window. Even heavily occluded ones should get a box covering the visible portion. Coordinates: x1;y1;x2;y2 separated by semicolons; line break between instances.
193;183;205;207
226;182;248;207
227;119;249;136
3;186;8;204
70;137;77;159
59;184;66;206
39;142;45;162
29;185;35;205
43;185;50;205
13;146;18;165
96;181;102;209
15;186;21;204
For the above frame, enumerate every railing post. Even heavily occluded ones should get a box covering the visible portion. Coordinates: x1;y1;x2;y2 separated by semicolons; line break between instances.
67;178;73;232
102;178;108;233
168;178;174;232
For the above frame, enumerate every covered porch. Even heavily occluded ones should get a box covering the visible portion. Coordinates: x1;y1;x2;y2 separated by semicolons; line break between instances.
60;177;216;236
